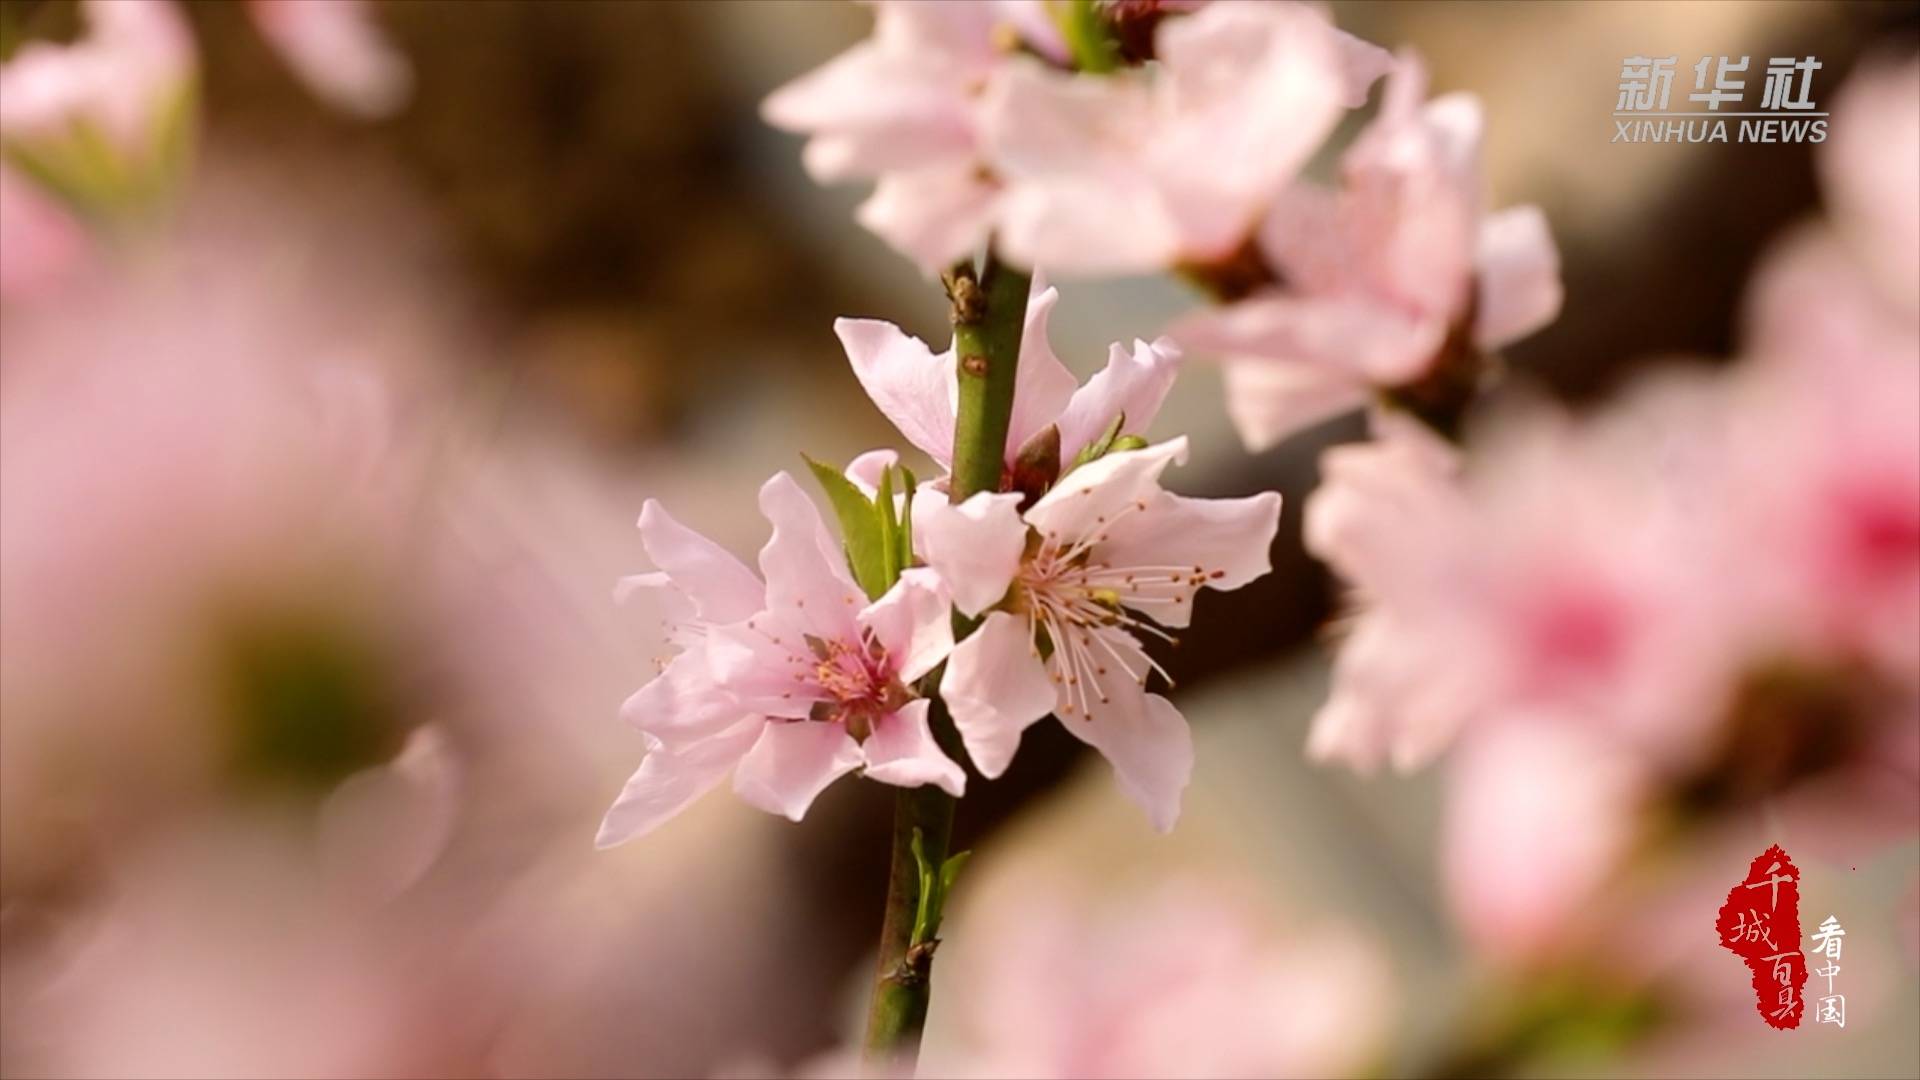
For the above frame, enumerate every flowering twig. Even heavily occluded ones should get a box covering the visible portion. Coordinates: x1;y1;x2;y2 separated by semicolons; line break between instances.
862;251;1032;1067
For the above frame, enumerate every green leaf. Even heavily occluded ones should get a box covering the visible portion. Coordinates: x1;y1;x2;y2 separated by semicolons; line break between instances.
1075;412;1126;467
939;849;971;898
908;829;971;948
1109;434;1148;453
876;465;901;588
803;454;889;601
910;828;937;946
895;465;917;574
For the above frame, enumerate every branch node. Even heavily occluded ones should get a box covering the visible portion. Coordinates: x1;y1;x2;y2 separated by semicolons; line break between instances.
944;263;986;325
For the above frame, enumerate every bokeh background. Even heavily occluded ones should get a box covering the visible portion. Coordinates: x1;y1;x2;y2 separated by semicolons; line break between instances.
1;1;1916;1077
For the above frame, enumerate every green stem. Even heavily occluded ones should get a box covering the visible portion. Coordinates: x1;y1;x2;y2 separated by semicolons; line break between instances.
861;252;1031;1068
946;254;1034;500
861;743;957;1060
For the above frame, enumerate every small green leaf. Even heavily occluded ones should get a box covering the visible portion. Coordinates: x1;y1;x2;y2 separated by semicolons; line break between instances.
876;465;901;588
895;465;917;574
908;830;971;948
803;454;889;600
1067;412;1130;473
1109;434;1148;453
939;849;971;898
910;828;937;946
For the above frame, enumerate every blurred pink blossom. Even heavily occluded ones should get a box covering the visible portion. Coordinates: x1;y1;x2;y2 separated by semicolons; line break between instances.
761;1;1062;271
317;723;461;905
1440;720;1650;968
1174;55;1561;450
597;477;960;847
919;437;1280;830
932;876;1392;1079
984;0;1387;276
5;823;474;1079
1820;52;1920;314
1305;384;1736;775
246;0;413;118
0;164;85;298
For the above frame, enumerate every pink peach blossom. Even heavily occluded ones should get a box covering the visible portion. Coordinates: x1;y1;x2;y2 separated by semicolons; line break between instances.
836;277;1182;474
597;475;960;846
983;0;1388;275
1174;55;1561;450
761;1;1062;271
916;438;1280;830
934;876;1392;1079
1305;381;1743;776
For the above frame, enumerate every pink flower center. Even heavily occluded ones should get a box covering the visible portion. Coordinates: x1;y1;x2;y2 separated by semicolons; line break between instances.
1831;478;1920;584
1516;584;1631;692
813;637;888;704
804;633;907;740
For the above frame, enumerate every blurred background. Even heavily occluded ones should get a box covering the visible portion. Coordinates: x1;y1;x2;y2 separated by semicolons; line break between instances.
1;2;1916;1077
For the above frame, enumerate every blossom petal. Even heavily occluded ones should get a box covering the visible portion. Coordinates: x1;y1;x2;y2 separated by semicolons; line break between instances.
983;59;1149;181
1024;437;1189;545
862;698;965;796
638;500;763;625
984;65;1184;274
857;567;954;684
834;317;957;465
1097;490;1282;629
1055;642;1193;832
845;448;899;496
1255;183;1347;292
996;172;1185;276
1304;420;1462;591
1218;358;1369;452
757;471;866;641
942;611;1054;778
856;166;1001;274
1823;53;1920;308
1002;282;1079;459
1442;722;1647;965
1174;293;1445;387
703;614;821;720
1332;27;1394;107
1307;610;1479;774
1473;204;1562;349
731;721;864;822
248;0;412;119
318;723;459;901
1149;1;1348;258
912;488;1026;617
1053;336;1182;462
620;649;762;746
761;42;973;181
595;720;763;847
612;570;671;605
1344;69;1484;320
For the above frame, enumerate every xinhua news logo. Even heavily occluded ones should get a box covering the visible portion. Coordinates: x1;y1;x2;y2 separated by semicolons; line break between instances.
1614;55;1828;144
